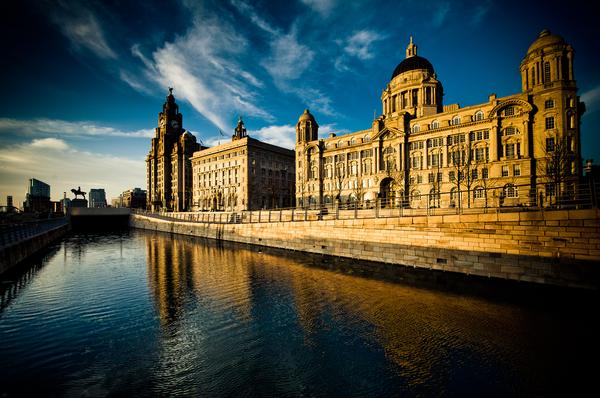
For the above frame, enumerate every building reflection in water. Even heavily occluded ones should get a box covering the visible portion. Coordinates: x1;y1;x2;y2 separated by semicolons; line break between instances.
143;230;562;392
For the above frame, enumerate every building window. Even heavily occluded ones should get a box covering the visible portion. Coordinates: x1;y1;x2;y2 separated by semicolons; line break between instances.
474;111;484;121
472;169;478;180
431;120;440;129
482;168;489;179
451;116;461;125
544;61;551;82
502;165;509;177
449;171;455;181
545;99;555;109
417;174;423;184
503;127;517;136
474;187;485;199
504;184;518;198
505;144;515;159
568;113;576;129
412;125;420;133
504;106;515;116
545;116;555;130
428;172;435;183
513;165;521;176
546;137;555;152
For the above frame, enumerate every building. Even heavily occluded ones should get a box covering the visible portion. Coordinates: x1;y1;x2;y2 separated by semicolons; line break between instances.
296;31;584;209
88;188;107;208
23;178;51;213
60;192;71;212
146;88;200;212
191;117;295;211
122;188;147;209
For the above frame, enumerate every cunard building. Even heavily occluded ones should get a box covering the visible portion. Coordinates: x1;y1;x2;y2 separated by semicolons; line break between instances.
146;89;200;212
296;31;584;209
191;118;295;211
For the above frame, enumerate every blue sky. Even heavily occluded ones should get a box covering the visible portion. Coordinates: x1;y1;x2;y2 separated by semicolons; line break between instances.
1;0;599;205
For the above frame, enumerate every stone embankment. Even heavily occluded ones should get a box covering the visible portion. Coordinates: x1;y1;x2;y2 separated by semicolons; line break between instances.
0;219;69;275
131;209;600;289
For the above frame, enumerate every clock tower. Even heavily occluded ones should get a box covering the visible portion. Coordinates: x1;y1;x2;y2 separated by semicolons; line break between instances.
146;88;200;212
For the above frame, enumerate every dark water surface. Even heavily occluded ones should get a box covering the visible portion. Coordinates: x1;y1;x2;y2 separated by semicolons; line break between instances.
0;230;597;397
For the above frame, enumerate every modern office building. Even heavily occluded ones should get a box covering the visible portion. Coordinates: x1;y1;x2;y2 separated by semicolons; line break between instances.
191;117;295;211
23;178;51;213
88;188;107;208
146;89;201;212
295;31;584;208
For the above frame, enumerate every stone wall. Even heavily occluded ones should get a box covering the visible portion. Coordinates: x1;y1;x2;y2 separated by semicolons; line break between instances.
0;223;69;275
130;209;600;289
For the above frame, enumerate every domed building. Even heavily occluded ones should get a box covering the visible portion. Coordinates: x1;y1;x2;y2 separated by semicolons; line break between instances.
295;31;584;209
146;88;201;212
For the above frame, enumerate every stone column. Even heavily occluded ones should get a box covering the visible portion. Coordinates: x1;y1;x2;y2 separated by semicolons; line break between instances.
490;126;499;162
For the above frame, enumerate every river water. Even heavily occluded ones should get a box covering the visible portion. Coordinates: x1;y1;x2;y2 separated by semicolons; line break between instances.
0;229;597;397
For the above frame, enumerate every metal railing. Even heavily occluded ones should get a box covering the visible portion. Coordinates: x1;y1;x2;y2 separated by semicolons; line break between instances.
0;218;68;249
133;181;599;225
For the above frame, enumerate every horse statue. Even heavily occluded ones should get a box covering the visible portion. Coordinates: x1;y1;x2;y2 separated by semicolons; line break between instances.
71;186;86;199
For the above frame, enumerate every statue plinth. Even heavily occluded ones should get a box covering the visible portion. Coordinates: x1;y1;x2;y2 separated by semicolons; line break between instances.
70;198;88;208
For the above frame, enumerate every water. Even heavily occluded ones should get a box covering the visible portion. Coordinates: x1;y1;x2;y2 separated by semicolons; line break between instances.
0;229;597;397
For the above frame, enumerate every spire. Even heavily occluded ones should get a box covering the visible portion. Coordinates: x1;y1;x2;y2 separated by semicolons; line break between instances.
406;36;417;58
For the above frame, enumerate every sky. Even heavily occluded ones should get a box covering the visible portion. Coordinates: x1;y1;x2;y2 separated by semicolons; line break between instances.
0;0;599;206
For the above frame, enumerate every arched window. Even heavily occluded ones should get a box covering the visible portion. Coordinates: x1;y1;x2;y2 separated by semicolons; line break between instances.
429;188;440;207
364;135;371;142
412;125;420;133
350;138;356;145
451;116;461;125
474;111;484;121
504;184;518;198
431;120;440;129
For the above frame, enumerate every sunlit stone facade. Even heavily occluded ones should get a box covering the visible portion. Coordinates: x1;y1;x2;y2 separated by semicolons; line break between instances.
296;31;584;208
191;118;295;211
146;89;200;212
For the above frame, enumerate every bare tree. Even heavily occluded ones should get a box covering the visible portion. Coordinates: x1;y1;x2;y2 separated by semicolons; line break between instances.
449;141;477;209
334;163;346;206
537;136;576;207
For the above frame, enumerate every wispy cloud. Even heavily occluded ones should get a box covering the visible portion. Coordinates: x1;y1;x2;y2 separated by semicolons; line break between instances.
48;2;117;59
471;0;492;25
0;139;144;206
300;0;337;17
0;118;153;138
262;28;315;89
335;29;386;72
127;7;273;131
432;2;451;27
581;85;600;113
343;30;386;60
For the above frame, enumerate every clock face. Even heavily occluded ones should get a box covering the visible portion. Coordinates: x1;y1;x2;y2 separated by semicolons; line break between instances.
170;120;179;128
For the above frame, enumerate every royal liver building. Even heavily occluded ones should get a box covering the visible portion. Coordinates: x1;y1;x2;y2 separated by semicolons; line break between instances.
146;89;200;212
296;31;584;209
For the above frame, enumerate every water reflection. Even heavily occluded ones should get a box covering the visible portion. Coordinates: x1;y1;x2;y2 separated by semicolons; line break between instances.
143;231;597;396
0;230;596;397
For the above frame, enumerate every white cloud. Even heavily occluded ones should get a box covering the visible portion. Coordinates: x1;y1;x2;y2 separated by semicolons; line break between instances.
250;125;296;149
301;0;337;17
581;85;600;113
30;138;70;151
0;140;145;208
344;30;385;60
128;12;273;132
262;29;315;89
0;118;154;138
49;2;117;59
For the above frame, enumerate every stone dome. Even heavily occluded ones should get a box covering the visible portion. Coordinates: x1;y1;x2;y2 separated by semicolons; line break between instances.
527;29;565;53
391;55;434;79
298;109;317;123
